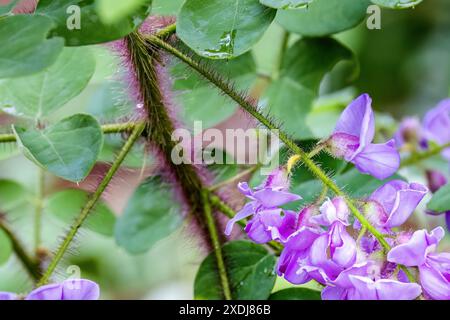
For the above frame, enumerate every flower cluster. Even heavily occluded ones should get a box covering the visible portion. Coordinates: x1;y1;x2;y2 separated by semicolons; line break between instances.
0;279;99;300
226;167;449;299
225;94;450;299
395;99;450;230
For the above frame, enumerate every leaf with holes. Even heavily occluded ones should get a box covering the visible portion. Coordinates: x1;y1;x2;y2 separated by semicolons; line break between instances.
13;114;103;183
0;48;95;119
194;241;276;300
177;0;276;59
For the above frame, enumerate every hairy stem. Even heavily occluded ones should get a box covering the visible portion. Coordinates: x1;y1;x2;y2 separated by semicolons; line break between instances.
34;168;44;255
201;190;232;300
149;37;415;281
0;221;40;280
0;122;140;144
37;122;146;286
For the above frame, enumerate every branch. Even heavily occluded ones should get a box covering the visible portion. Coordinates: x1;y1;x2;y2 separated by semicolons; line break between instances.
0;122;140;144
37;121;146;286
201;190;232;300
148;36;415;282
0;221;40;281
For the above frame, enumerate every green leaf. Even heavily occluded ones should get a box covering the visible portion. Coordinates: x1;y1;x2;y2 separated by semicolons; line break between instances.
13;114;103;183
171;51;257;127
0;47;95;119
0;228;12;265
97;0;153;24
371;0;423;9
427;183;450;213
276;0;371;36
152;0;184;15
265;38;355;139
45;189;116;236
269;288;321;300
177;0;276;59
115;176;183;254
0;180;28;212
0;0;20;15
35;0;152;46
291;168;405;206
260;0;312;10
0;15;64;79
194;241;276;300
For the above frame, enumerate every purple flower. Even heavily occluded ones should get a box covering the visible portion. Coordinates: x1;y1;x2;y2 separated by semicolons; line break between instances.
394;117;422;148
0;279;100;300
422;99;450;161
388;227;450;300
244;209;298;244
277;198;357;285
321;262;422;300
0;292;17;300
327;94;400;180
366;180;428;229
276;227;322;284
225;167;301;237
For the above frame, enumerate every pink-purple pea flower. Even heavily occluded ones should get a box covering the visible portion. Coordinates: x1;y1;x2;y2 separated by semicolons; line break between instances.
224;167;301;242
327;94;400;180
366;180;428;229
321;262;422;300
388;227;450;300
277;198;357;285
422;99;450;161
0;279;100;300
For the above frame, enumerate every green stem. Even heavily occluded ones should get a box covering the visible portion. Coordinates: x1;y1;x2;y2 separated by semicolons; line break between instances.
274;30;290;79
149;37;415;282
0;122;140;144
201;189;232;300
34;168;45;255
0;221;40;280
37;122;146;286
401;142;450;167
209;165;260;192
156;23;176;39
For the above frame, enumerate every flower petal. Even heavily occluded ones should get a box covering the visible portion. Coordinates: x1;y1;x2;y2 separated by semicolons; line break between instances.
423;98;450;146
352;140;400;180
387;227;444;266
0;292;16;300
419;263;450;300
252;189;301;208
26;283;62;300
61;279;100;300
225;202;254;236
334;94;375;150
